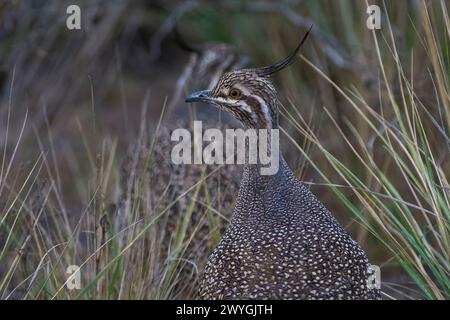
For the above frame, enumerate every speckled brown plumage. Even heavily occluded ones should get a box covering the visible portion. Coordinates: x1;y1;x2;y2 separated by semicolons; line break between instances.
200;159;380;299
185;29;381;300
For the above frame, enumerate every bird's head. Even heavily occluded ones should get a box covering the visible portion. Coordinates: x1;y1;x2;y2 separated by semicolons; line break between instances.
185;28;311;129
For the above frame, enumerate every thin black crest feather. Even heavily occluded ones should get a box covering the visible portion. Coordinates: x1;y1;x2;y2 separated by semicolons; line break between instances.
253;25;313;77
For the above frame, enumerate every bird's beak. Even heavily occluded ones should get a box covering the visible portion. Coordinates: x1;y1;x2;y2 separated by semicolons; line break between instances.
185;90;212;103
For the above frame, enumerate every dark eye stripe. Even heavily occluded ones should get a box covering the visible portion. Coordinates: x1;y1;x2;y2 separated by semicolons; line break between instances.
216;93;249;103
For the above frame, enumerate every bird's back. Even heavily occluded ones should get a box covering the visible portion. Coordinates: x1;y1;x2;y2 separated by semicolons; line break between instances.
200;158;381;300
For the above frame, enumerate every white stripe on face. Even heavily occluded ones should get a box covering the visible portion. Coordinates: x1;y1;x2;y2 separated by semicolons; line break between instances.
213;96;251;113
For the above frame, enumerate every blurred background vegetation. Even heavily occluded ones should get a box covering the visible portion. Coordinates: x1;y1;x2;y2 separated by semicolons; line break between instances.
0;0;449;299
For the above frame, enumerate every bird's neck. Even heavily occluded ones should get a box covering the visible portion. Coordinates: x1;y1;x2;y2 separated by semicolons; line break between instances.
231;114;301;222
238;125;281;175
239;126;293;194
242;153;289;181
232;154;296;222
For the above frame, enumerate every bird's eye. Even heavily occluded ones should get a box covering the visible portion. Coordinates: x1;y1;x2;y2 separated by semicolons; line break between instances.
229;88;241;99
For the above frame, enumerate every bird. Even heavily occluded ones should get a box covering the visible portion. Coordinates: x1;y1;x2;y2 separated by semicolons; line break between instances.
154;39;248;234
120;36;248;297
185;28;381;300
166;31;250;126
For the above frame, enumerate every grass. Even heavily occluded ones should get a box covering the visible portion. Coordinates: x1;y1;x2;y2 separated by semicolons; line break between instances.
0;0;449;300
